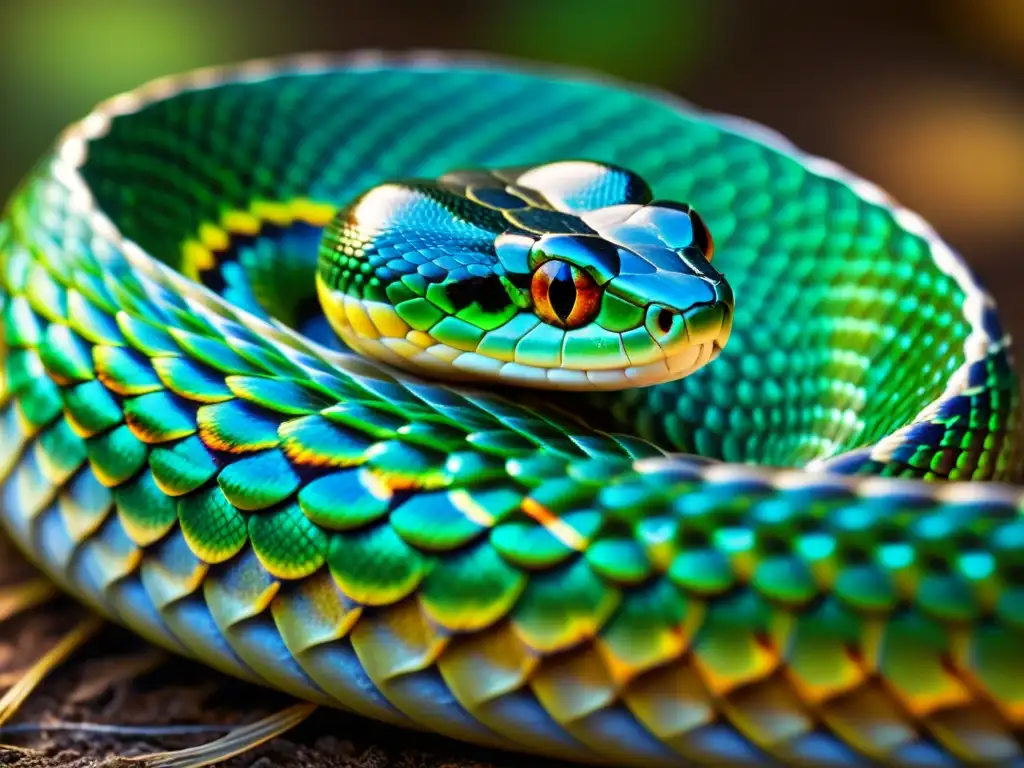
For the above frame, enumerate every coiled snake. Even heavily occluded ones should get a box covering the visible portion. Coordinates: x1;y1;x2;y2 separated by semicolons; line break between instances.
1;52;1022;767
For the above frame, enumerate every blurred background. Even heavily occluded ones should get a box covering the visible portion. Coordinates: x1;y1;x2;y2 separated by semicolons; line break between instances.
1;0;1021;325
0;1;1021;764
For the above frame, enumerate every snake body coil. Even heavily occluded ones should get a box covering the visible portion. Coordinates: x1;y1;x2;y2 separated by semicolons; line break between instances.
1;53;1022;767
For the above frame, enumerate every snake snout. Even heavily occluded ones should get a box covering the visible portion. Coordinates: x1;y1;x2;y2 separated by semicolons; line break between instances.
652;275;734;346
687;302;732;347
635;300;731;381
646;277;734;378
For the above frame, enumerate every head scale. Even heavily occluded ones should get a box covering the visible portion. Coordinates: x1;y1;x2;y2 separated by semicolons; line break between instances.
317;160;733;390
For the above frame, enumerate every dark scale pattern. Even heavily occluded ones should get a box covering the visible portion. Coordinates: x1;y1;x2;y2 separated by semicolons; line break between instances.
0;58;1022;767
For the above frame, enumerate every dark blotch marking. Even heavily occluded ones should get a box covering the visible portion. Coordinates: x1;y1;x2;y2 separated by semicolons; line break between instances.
445;274;513;313
623;173;655;205
690;210;713;260
469;186;530;211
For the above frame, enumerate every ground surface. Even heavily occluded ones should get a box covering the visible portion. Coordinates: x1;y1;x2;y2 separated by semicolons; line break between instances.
0;534;554;767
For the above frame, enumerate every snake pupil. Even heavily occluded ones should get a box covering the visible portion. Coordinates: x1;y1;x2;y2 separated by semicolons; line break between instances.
548;261;577;323
530;259;601;329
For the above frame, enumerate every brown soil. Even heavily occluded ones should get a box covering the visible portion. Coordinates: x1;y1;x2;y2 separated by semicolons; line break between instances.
0;537;555;767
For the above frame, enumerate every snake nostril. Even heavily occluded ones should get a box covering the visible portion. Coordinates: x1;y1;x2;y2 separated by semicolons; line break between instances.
656;309;674;335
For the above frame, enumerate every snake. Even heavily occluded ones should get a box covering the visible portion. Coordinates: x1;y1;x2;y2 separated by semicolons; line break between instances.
1;51;1022;768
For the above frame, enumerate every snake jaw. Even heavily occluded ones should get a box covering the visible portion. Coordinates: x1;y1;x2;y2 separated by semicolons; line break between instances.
319;278;731;391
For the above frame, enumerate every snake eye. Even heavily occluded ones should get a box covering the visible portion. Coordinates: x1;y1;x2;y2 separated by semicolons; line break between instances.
531;260;600;329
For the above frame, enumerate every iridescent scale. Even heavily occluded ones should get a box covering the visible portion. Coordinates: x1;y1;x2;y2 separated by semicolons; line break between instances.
0;54;1022;767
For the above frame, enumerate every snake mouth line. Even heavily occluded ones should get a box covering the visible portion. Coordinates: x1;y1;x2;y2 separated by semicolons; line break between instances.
318;283;729;391
339;333;717;391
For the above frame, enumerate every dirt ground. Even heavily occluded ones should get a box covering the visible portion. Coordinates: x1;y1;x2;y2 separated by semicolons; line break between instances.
0;535;552;768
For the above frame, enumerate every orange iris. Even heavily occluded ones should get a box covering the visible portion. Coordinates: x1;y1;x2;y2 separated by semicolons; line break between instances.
531;260;601;329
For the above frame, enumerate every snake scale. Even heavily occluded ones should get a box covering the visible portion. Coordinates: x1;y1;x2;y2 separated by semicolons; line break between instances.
1;51;1023;767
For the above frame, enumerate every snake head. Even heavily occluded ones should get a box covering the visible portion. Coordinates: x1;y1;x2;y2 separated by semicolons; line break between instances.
317;161;733;390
